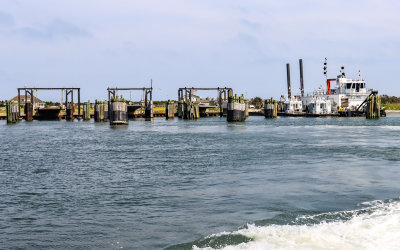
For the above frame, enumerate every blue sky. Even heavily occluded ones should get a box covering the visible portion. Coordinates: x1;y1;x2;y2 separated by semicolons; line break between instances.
1;0;400;101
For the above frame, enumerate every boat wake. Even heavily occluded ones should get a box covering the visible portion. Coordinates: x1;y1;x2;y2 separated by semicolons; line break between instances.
172;199;400;250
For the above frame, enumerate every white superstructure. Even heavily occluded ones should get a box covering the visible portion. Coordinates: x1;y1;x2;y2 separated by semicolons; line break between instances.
303;87;332;114
283;96;303;114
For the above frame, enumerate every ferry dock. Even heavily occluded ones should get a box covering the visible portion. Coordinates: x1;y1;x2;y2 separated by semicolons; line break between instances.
2;58;389;124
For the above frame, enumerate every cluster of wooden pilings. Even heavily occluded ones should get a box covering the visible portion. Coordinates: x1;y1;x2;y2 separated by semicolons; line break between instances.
183;101;200;120
264;98;278;118
165;100;175;119
94;100;108;122
109;96;128;125
176;100;200;120
66;102;75;120
82;101;91;121
366;94;381;119
6;101;19;124
227;89;246;122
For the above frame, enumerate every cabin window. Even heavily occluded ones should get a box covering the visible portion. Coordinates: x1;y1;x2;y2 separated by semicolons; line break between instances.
346;83;352;89
356;83;360;92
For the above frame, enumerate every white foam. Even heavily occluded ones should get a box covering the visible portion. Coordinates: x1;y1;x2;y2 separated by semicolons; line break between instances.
194;200;400;250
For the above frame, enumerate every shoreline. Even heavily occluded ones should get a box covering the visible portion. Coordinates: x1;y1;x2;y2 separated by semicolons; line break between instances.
385;110;400;114
2;109;400;120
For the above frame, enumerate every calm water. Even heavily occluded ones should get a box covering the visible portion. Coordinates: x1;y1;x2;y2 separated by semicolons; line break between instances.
1;116;400;249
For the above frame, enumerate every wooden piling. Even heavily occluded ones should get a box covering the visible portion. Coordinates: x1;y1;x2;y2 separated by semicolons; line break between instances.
145;101;154;119
184;102;189;119
165;100;175;119
6;101;19;124
245;100;249;117
177;101;184;118
66;102;75;120
103;101;108;121
94;100;107;122
83;101;91;120
25;102;33;121
193;102;199;119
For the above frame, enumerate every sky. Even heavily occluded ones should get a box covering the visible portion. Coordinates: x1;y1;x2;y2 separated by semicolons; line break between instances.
1;0;400;101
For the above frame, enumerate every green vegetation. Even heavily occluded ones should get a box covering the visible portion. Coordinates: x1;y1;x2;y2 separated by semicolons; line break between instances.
153;100;169;105
249;97;263;107
381;95;400;110
44;101;60;106
381;95;400;104
382;103;400;110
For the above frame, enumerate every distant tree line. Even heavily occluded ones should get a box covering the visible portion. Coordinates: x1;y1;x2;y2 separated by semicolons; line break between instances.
249;97;263;107
381;95;400;104
44;101;60;106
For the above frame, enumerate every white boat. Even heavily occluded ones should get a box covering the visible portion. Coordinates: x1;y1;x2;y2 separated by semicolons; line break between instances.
282;95;303;114
281;59;375;116
303;87;332;115
302;63;372;115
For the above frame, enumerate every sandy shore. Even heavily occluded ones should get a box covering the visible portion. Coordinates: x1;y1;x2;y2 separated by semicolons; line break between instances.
385;110;400;116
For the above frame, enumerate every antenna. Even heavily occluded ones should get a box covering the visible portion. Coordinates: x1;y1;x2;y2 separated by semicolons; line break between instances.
341;65;345;76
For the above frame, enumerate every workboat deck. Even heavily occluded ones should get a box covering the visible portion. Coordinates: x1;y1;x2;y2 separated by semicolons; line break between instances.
278;112;339;117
